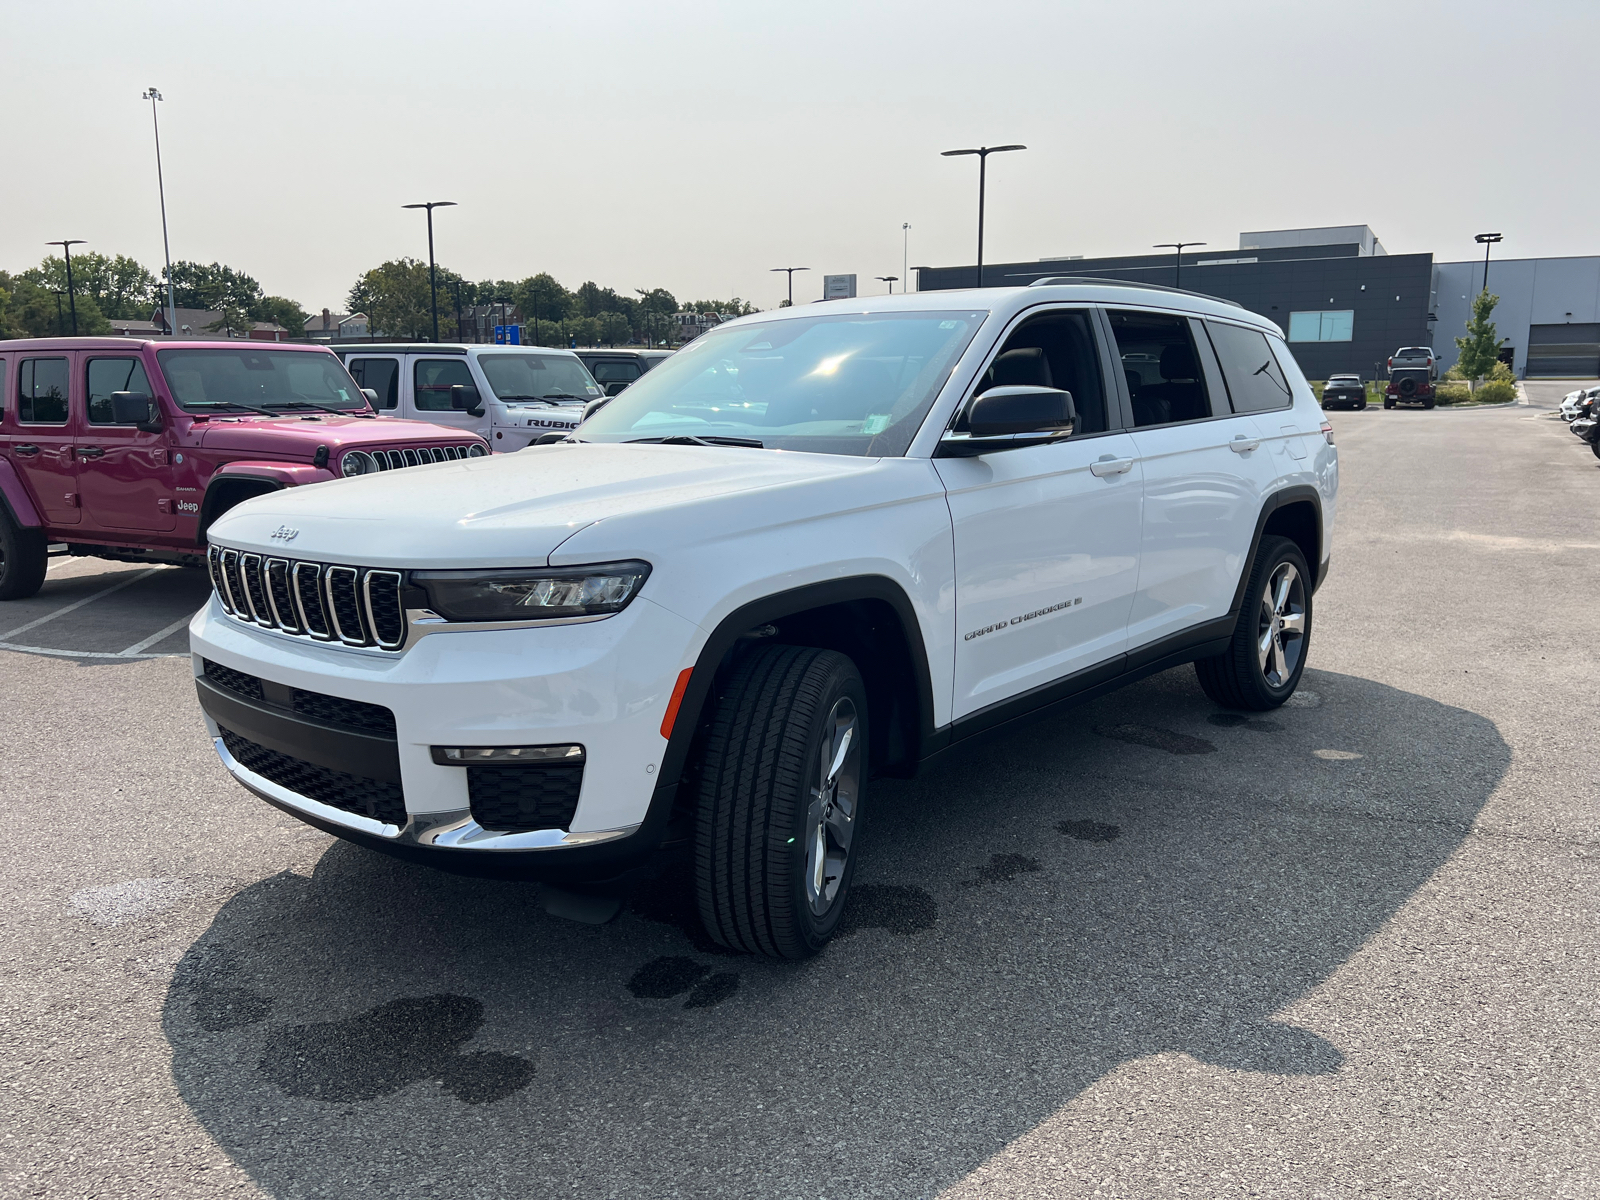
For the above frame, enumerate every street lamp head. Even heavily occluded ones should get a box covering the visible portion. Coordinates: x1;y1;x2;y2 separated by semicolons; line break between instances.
403;201;457;211
1474;232;1503;244
769;266;810;273
46;239;87;250
988;144;1027;153
142;87;162;101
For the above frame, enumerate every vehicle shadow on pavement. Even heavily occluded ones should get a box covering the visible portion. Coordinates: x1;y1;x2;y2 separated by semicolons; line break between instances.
162;665;1506;1199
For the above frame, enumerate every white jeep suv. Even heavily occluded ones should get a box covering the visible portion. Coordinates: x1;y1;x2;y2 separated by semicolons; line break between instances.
191;281;1337;959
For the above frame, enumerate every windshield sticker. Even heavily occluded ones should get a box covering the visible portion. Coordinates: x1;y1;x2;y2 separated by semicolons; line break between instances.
964;597;1082;642
861;414;890;435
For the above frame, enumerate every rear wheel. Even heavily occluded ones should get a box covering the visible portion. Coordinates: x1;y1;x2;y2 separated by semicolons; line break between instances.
1423;399;1436;410
1194;535;1311;711
1589;440;1600;461
1356;399;1368;411
693;644;867;958
0;507;48;601
1384;398;1395;410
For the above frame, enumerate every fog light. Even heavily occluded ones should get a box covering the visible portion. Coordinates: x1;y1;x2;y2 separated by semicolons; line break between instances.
431;744;584;765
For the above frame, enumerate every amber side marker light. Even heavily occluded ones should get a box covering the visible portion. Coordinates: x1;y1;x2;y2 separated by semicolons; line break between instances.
661;668;693;739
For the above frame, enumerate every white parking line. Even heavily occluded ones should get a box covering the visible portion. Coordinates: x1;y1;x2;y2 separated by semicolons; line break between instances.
0;640;183;660
117;613;197;657
0;568;164;641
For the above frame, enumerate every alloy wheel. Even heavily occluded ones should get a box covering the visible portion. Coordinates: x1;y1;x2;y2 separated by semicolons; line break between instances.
804;697;860;917
1256;562;1306;688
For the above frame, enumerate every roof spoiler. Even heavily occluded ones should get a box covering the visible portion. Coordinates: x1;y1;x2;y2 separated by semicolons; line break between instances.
1027;275;1244;308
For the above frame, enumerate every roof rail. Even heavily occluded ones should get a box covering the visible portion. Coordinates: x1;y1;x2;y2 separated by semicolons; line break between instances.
1027;275;1244;308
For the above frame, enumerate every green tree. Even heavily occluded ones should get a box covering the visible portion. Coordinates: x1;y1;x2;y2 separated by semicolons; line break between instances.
684;297;759;317
1455;290;1502;381
204;306;255;337
598;311;632;345
252;295;309;338
0;270;111;336
166;261;263;312
23;252;158;319
348;258;442;340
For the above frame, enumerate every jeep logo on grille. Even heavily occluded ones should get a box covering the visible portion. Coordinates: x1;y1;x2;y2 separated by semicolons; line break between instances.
269;526;300;542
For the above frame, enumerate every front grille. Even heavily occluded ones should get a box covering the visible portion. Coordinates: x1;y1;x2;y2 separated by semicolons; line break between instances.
467;764;584;832
211;546;406;651
202;658;397;736
220;726;406;826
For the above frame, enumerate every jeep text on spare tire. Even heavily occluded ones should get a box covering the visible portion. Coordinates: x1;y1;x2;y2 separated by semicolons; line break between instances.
0;338;489;600
190;281;1338;959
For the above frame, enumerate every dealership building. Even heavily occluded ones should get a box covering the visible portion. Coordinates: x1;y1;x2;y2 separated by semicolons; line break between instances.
915;225;1600;380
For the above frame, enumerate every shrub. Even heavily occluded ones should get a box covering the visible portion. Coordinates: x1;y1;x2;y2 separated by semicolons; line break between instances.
1476;378;1517;404
1435;382;1471;405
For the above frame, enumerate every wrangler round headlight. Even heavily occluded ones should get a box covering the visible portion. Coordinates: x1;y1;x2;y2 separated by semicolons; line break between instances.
410;561;651;622
466;443;488;458
341;450;376;477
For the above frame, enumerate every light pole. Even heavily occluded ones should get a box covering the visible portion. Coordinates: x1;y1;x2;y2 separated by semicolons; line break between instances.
1153;241;1206;290
1475;232;1503;295
401;200;456;341
770;266;810;307
46;240;87;335
902;222;911;293
876;275;899;294
940;144;1025;287
142;88;178;336
449;279;465;342
50;290;66;336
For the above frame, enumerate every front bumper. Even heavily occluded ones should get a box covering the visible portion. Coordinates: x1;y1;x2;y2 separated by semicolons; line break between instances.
189;591;702;872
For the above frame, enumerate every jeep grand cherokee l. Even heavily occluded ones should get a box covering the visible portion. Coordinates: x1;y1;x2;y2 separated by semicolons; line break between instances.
191;282;1337;959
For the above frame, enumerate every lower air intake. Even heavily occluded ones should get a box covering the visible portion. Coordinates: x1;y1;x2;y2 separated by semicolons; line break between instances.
467;765;584;832
220;726;406;827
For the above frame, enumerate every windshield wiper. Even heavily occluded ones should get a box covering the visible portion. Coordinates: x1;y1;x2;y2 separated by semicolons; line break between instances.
265;400;374;418
539;392;586;401
625;434;764;448
184;400;281;417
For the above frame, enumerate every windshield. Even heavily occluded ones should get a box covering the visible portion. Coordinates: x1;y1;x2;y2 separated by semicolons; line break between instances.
156;349;367;412
479;354;601;403
577;310;987;456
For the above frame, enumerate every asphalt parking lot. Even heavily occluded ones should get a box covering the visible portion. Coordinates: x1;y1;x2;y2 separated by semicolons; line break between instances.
3;384;1597;1199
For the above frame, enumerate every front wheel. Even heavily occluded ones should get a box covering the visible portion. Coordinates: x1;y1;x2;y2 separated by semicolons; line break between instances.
0;507;48;601
1194;535;1311;711
1589;439;1600;461
693;644;868;958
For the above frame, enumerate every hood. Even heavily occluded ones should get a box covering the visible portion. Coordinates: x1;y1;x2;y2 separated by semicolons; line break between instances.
206;442;886;568
197;414;480;457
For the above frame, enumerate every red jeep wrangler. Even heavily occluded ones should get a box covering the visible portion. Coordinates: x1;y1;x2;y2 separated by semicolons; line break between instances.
0;338;489;600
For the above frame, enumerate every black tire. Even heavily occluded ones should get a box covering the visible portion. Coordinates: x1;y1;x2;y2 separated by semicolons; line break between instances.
1194;535;1312;711
0;506;48;601
1384;399;1395;410
1422;399;1436;410
1589;439;1600;461
1356;399;1368;411
693;644;868;959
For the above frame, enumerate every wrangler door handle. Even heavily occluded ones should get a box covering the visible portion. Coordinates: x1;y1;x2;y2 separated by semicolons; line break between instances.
1229;434;1261;453
1090;455;1134;478
76;446;105;459
14;443;40;456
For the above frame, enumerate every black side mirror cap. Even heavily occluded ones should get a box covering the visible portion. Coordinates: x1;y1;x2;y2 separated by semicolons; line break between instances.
360;387;380;407
110;390;163;433
582;395;615;422
967;385;1076;437
450;383;485;417
603;381;629;397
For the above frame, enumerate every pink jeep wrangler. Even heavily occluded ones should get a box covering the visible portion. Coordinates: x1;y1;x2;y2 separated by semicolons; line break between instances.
0;338;489;599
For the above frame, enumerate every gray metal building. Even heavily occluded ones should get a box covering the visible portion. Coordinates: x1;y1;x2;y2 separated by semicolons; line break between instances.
1433;255;1600;377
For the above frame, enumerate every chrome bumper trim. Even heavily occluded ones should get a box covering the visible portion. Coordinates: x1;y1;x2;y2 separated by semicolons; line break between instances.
213;736;639;851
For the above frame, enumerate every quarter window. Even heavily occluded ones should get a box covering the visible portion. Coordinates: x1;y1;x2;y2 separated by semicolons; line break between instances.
1287;310;1354;342
1206;321;1294;414
347;357;399;409
590;360;642;385
1106;311;1213;427
86;358;154;424
412;358;475;412
19;358;70;424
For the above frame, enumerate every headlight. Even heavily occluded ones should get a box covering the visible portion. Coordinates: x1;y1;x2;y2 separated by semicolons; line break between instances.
341;450;376;477
466;443;488;458
410;561;651;622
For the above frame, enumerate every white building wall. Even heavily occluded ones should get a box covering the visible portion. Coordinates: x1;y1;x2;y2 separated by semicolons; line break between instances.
1433;256;1600;375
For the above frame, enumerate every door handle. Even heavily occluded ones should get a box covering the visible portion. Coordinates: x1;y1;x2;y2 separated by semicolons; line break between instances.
14;443;40;456
1090;455;1134;478
76;446;105;459
1229;434;1261;453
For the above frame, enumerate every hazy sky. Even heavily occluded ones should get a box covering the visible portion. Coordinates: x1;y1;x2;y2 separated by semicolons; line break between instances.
5;0;1595;312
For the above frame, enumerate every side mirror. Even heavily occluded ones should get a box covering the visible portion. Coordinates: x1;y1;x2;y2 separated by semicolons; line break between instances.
582;395;614;422
938;386;1076;457
450;383;484;417
603;381;629;397
360;387;380;407
110;390;163;434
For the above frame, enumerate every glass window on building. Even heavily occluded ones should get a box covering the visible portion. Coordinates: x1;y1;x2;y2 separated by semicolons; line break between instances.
1287;310;1355;342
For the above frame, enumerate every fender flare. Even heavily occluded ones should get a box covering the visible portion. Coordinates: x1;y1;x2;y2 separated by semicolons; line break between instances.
0;458;43;528
1228;484;1326;615
656;575;939;794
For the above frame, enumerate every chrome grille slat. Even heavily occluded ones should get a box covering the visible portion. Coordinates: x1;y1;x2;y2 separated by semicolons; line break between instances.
293;561;333;640
240;554;273;627
325;566;368;646
402;449;420;468
364;570;405;649
265;558;300;633
217;549;241;614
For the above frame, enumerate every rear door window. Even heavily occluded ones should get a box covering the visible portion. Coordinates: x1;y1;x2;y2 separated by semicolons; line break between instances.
1206;321;1294;413
412;358;475;411
1105;311;1214;427
590;360;642;385
86;358;154;424
19;358;70;424
347;356;400;409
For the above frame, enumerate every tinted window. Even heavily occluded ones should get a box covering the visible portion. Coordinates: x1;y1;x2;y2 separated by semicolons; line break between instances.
1287;310;1354;342
347;357;399;409
1106;311;1212;427
478;354;599;402
0;359;6;417
967;308;1106;436
589;360;642;384
413;358;476;412
1206;321;1294;413
86;358;154;424
19;358;70;424
155;349;366;412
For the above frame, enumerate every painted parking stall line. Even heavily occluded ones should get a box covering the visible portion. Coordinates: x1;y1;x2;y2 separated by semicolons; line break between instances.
118;614;197;658
0;568;165;641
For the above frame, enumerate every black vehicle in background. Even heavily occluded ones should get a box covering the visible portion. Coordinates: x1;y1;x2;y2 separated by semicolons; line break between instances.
1385;368;1436;410
576;348;674;396
1321;374;1368;410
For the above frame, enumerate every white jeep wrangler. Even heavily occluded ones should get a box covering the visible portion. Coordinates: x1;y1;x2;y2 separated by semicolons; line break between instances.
192;281;1337;959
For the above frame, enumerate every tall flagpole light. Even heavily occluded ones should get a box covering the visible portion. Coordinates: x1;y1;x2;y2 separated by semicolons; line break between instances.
142;88;177;335
46;240;87;335
940;144;1026;287
402;201;457;341
1153;241;1206;291
1474;232;1503;294
902;222;911;292
770;266;810;307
